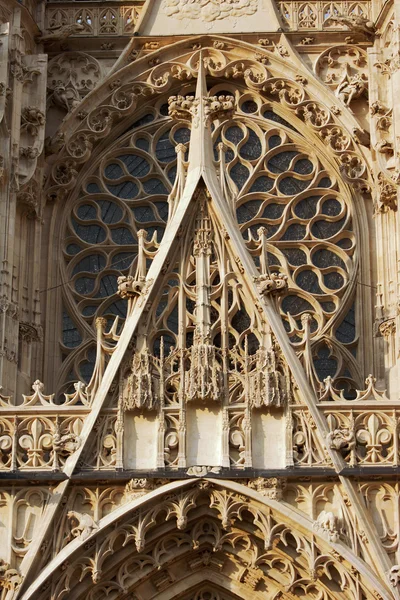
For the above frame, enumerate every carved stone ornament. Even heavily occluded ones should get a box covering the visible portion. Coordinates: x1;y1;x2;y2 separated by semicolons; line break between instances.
254;272;288;295
21;106;45;137
162;0;258;22
67;510;98;541
117;275;150;299
168;94;235;127
377;172;397;212
47;52;102;114
315;46;368;107
390;565;400;587
186;466;222;476
325;14;376;37
123;478;155;502
0;560;23;591
327;428;356;451
314;510;341;542
35;23;85;43
247;477;286;499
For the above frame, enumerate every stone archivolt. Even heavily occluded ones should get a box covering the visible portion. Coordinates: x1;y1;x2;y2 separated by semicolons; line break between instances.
19;480;392;600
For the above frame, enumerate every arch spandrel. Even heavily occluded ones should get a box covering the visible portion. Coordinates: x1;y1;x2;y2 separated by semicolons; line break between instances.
21;479;392;600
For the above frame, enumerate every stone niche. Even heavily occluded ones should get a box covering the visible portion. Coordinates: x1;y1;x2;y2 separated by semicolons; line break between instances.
251;409;285;469
186;403;222;467
124;412;158;469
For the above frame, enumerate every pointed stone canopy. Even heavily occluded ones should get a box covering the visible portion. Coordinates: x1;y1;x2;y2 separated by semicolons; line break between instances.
135;0;283;36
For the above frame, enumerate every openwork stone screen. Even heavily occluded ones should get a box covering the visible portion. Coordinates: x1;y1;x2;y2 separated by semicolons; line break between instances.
61;84;359;398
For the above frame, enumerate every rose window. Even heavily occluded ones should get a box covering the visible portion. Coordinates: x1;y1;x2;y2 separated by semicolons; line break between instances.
60;88;359;397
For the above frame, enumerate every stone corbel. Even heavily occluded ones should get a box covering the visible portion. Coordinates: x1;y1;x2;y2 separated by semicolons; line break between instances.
18;54;48;187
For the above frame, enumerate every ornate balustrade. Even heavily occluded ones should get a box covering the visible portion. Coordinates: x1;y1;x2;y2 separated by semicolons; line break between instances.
45;2;144;36
277;1;371;31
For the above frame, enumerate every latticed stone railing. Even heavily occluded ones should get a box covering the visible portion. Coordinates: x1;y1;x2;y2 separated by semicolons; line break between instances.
1;376;399;472
277;0;371;31
45;2;145;37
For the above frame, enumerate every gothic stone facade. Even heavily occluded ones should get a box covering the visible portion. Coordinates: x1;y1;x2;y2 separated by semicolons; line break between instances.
0;0;399;598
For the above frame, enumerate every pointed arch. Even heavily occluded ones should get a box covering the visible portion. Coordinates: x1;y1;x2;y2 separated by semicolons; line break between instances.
20;479;392;600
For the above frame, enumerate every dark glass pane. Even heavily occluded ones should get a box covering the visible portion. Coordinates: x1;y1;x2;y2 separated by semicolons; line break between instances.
313;346;337;381
321;301;336;313
111;252;135;270
232;308;251;333
168;165;177;184
105;300;127;319
106;181;138;199
95;275;118;297
335;305;356;343
319;177;332;188
62;312;81;348
82;305;97;317
229;163;249;190
132;206;156;222
279;177;310;195
311;218;345;239
294;196;320;219
262;203;285;219
97;200;123;224
282;223;306;240
324;272;344;290
247;333;259;354
239;129;262;160
296;270;323;294
72;220;107;244
135;138;150;151
267;151;298;174
241;100;258;113
75;276;96;295
250;176;274;192
263;110;297;131
167;306;179;334
282;248;307;266
154;202;169;221
225;126;244;144
104;163;124;179
86;182;101;194
322;198;341;216
143;178;168;195
72;254;106;275
77;204;97;220
132;114;154;128
282;295;313;315
110;227;136;244
236;200;262;224
79;348;96;383
312;249;345;269
66;244;82;255
293;158;313;175
174;127;190;144
156;132;175;163
268;135;282;149
117;154;150;178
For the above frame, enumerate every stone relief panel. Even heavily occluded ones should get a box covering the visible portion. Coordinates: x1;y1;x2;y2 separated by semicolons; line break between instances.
162;0;258;21
314;45;368;108
47;52;102;115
